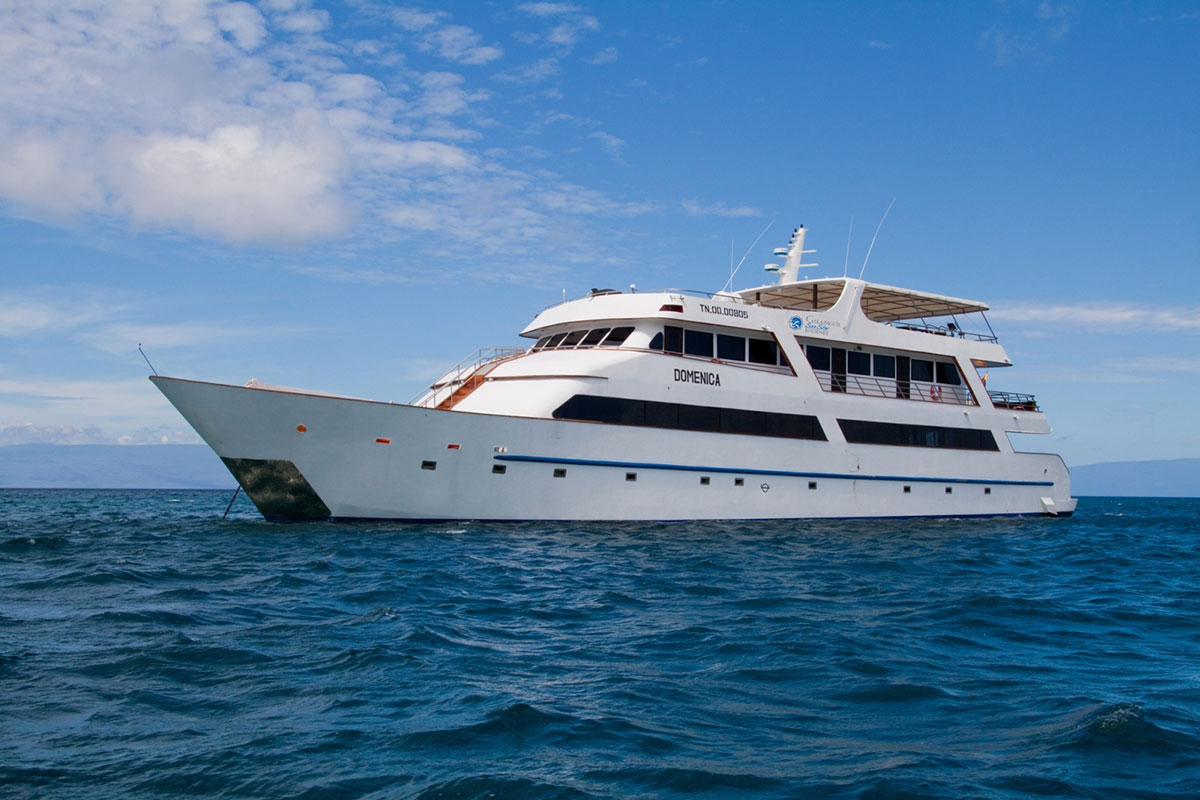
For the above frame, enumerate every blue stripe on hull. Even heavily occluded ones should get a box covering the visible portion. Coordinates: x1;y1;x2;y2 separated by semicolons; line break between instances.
494;454;1055;487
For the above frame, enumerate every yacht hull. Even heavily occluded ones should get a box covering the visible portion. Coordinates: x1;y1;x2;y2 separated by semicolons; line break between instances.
153;376;1076;522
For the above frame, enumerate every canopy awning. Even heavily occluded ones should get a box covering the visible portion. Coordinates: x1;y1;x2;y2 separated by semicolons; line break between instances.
738;278;989;322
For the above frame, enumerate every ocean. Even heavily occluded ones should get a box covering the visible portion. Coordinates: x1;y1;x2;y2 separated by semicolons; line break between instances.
1;491;1197;799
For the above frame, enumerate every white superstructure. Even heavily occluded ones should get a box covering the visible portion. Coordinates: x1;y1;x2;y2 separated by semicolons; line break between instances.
152;226;1075;521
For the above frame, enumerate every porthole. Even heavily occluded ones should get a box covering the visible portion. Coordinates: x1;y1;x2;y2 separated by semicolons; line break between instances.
945;487;953;494
700;476;710;485
553;468;567;478
626;472;637;482
421;460;437;471
903;485;911;494
984;487;992;495
808;481;818;490
492;464;507;474
734;478;745;487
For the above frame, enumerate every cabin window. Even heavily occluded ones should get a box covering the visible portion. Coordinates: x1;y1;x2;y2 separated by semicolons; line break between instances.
748;338;778;365
601;327;634;347
579;328;609;347
717;334;746;361
492;464;506;474
806;345;831;371
911;359;934;383
936;362;962;385
664;326;683;354
873;354;896;378
847;351;872;375
421;460;437;470
560;329;587;347
684;329;714;357
648;332;663;350
553;394;827;441
838;419;999;451
533;336;551;350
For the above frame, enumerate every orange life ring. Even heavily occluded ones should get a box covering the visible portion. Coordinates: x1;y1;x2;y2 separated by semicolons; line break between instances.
929;385;942;401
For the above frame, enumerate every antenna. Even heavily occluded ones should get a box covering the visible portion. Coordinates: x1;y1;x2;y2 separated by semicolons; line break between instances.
858;197;896;280
138;343;158;376
722;218;775;292
843;216;854;277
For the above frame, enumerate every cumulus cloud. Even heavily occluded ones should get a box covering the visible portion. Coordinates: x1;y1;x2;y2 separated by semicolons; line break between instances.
0;1;489;246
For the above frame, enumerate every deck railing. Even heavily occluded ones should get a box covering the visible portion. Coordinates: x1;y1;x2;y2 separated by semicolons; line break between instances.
893;321;998;343
410;346;527;407
812;370;977;406
988;390;1040;411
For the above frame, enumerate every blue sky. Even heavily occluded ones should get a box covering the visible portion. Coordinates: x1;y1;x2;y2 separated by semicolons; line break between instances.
1;0;1198;468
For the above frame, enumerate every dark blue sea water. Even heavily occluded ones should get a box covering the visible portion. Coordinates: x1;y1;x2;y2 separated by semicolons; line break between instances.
2;492;1198;800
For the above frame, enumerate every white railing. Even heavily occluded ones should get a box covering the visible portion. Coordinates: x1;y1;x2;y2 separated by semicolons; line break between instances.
812;370;976;406
409;346;527;407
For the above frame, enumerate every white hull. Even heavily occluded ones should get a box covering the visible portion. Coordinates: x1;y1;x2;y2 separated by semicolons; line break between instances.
153;376;1076;521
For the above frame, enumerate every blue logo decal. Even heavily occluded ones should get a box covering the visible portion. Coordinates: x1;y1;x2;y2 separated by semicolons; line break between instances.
789;316;803;330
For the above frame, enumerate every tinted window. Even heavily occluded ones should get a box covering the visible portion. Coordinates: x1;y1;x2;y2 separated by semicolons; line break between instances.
560;329;587;347
936;361;962;385
579;328;609;347
838;419;999;451
873;354;896;378
806;345;831;371
748;338;778;365
716;334;745;361
544;332;566;348
553;394;826;441
847;351;871;375
601;327;634;346
910;359;934;382
664;326;683;354
684;329;714;357
648;332;663;350
533;336;551;350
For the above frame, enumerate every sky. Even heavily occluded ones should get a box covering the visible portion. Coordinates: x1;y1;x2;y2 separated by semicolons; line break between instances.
1;0;1198;468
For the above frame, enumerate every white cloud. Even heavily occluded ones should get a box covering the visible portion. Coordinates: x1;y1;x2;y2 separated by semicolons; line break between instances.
990;303;1200;332
495;58;561;83
517;2;581;16
79;320;322;357
682;200;761;218
216;2;267;50
590;130;625;163
867;40;893;50
0;289;128;337
418;25;504;65
108;116;349;245
585;47;618;64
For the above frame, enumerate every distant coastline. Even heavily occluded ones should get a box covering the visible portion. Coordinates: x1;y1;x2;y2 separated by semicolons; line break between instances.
0;444;1196;497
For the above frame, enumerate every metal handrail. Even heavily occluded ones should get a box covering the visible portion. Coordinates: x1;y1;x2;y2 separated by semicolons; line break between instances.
410;346;527;406
812;370;977;406
893;320;998;343
988;390;1039;411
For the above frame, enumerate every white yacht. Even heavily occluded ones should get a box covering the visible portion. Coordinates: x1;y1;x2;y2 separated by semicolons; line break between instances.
152;226;1075;521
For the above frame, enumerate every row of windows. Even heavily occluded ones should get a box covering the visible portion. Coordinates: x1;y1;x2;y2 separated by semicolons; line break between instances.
553;394;827;441
651;326;790;367
804;344;962;385
838;419;999;451
533;326;635;350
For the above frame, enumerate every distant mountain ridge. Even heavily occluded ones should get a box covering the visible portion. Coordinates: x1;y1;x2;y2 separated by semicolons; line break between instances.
1068;458;1200;498
0;445;1196;497
0;444;232;489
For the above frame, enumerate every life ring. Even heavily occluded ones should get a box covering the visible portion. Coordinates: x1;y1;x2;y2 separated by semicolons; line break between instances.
929;384;942;401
